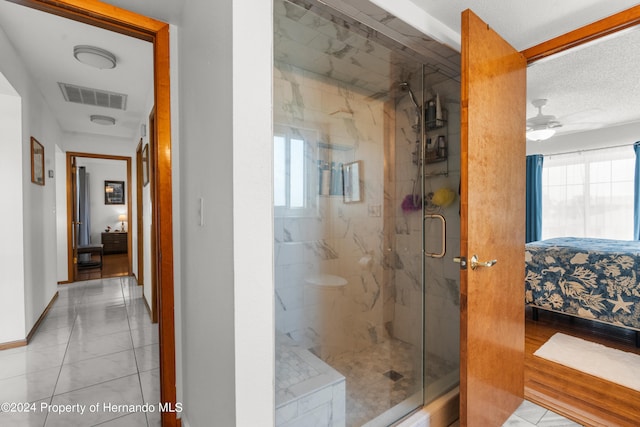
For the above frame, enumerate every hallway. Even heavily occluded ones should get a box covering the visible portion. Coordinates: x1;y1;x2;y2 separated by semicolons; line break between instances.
0;277;160;426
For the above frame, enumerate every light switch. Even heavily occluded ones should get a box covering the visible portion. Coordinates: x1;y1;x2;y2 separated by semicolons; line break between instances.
199;197;204;226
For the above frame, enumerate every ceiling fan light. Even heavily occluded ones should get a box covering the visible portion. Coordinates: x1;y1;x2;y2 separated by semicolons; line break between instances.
90;115;116;125
526;127;555;141
73;45;116;69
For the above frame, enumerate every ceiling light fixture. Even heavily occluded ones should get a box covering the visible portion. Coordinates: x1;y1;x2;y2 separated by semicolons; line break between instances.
526;126;556;141
73;45;117;69
90;115;116;126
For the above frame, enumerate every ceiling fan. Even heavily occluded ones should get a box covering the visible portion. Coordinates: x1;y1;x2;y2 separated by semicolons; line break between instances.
526;99;562;141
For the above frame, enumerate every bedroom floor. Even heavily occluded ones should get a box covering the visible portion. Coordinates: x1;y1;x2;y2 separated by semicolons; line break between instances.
524;307;640;427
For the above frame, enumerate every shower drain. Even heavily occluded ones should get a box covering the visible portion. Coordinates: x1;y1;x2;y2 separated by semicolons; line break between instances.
382;370;404;382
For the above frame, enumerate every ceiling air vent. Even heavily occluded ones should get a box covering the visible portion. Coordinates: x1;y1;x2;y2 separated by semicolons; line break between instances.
58;82;127;110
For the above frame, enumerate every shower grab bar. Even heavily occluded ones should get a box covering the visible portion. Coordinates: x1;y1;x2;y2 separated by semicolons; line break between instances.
424;214;446;258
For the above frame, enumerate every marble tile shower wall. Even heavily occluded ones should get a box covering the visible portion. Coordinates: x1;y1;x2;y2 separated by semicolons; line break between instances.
392;78;461;369
274;61;390;360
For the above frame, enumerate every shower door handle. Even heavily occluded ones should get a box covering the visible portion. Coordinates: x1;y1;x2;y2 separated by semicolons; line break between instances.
470;254;497;270
423;214;446;258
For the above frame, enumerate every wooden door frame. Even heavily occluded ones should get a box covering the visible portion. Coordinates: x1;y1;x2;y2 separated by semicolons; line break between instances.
135;139;144;288
149;108;159;323
66;152;133;281
10;1;178;426
522;4;640;63
518;3;640;423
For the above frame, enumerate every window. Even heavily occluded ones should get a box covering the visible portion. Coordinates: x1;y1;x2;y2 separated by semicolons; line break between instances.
541;146;635;240
274;126;317;216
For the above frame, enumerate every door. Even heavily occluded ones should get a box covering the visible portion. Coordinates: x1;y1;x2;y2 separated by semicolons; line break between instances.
460;10;527;426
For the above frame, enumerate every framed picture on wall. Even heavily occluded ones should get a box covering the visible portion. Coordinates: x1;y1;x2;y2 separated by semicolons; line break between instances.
31;137;45;186
142;143;150;187
105;180;125;205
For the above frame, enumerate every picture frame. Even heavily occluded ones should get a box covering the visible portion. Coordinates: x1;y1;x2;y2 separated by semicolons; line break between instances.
342;161;362;203
31;137;45;185
104;180;125;205
142;143;150;187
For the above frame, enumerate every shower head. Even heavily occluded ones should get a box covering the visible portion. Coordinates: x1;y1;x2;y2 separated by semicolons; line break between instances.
399;82;420;113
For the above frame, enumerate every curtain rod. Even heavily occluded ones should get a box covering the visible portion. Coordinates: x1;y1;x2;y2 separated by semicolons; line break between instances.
542;141;639;157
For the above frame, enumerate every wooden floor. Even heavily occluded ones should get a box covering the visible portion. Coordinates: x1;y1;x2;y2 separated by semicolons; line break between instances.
76;253;130;281
525;307;640;426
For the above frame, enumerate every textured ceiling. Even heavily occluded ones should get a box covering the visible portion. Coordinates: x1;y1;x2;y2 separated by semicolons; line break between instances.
0;1;153;139
527;26;640;138
405;0;640;51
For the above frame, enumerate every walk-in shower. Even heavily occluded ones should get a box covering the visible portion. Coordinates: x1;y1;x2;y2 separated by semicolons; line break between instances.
273;0;461;425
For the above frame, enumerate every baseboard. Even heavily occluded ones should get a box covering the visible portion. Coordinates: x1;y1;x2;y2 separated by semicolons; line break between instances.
132;272;143;286
0;339;27;351
143;293;152;317
26;291;59;343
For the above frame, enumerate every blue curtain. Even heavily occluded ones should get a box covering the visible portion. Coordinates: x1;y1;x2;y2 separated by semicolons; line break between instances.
635;142;640;240
526;155;544;243
77;167;91;262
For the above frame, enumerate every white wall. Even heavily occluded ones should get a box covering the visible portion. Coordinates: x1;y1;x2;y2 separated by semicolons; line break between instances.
0;24;60;339
177;0;273;424
0;83;26;343
76;157;128;243
178;1;236;425
55;145;68;282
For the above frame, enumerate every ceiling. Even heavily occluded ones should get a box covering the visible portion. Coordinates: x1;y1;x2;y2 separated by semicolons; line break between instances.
0;0;153;140
1;0;639;144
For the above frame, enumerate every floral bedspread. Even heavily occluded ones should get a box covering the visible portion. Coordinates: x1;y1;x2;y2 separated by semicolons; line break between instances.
525;237;640;331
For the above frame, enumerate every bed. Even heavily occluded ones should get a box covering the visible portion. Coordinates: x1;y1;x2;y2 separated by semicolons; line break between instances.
525;237;640;345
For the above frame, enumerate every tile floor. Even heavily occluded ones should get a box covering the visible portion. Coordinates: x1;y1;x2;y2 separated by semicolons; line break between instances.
503;400;582;426
449;400;583;427
0;277;160;426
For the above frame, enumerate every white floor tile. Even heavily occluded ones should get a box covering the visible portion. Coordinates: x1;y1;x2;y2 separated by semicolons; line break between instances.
0;366;60;403
512;400;548;425
0;278;161;426
63;330;133;364
0;343;67;380
0;398;49;427
45;374;144;427
93;412;149;426
134;343;160;372
55;349;138;395
537;411;583;426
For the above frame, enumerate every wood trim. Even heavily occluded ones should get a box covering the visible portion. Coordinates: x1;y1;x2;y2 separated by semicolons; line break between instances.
26;291;59;342
57;280;72;285
66;153;74;282
136;139;144;287
149;108;158;324
522;5;640;63
6;0;165;41
152;22;178;415
0;339;27;351
525;311;640;426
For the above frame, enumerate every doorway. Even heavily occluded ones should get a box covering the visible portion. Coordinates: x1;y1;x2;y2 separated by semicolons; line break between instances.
66;152;133;283
7;1;178;425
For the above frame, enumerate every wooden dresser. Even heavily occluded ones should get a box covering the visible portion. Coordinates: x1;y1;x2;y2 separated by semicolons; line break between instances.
101;232;127;254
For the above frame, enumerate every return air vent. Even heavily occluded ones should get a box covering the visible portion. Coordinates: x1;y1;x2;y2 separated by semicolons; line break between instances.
58;82;127;110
